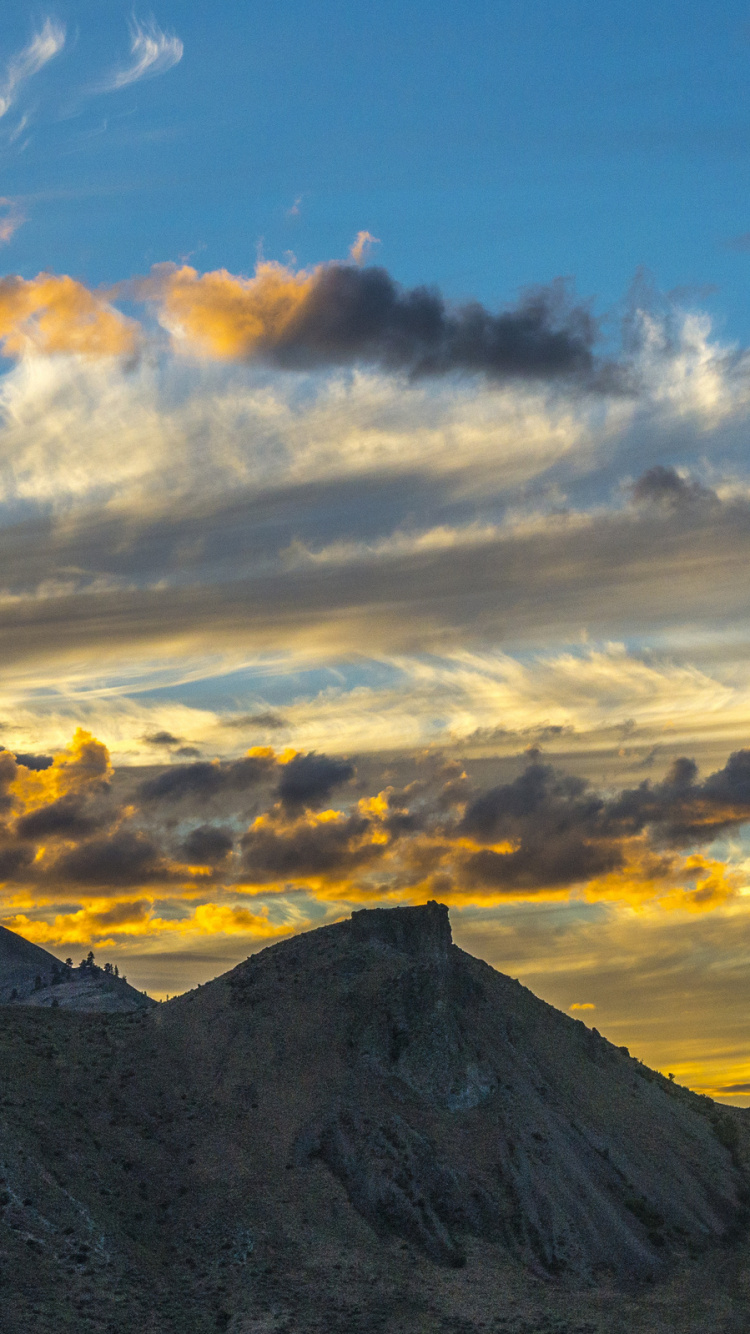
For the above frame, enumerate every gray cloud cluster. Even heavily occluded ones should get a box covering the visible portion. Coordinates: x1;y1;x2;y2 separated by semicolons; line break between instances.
456;751;750;893
269;268;598;381
0;741;748;903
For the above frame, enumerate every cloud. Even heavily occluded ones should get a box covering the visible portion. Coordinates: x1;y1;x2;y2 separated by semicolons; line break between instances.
51;828;172;887
2;900;155;945
141;260;598;380
189;902;293;937
12;753;52;771
569;1002;595;1010
452;749;750;899
100;18;183;93
4;726;750;1011
0;273;141;359
182;824;234;864
0;199;26;245
350;231;380;265
277;752;355;810
138;751;275;802
11;729;112;811
240;808;383;883
631;464;716;511
221;713;286;731
16;794;103;840
0;19;65;119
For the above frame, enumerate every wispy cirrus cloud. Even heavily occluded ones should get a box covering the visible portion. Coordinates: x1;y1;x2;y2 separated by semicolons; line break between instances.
100;17;183;93
0;18;65;119
0;199;25;244
350;230;380;264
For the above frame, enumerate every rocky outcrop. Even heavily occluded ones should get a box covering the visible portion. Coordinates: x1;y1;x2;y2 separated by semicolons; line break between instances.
349;899;453;962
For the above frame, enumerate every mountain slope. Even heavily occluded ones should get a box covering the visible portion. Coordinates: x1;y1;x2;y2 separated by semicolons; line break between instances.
152;901;744;1280
0;922;66;1001
0;902;748;1334
0;922;154;1011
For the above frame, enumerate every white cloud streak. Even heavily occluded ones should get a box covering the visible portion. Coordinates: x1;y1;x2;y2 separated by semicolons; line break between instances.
102;18;183;92
0;197;25;243
0;295;748;765
0;18;65;119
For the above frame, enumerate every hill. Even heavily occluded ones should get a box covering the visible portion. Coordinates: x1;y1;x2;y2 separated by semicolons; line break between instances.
0;922;155;1012
0;902;749;1334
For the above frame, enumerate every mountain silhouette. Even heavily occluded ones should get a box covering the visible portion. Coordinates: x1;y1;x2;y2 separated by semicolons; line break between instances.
0;922;154;1011
0;902;748;1334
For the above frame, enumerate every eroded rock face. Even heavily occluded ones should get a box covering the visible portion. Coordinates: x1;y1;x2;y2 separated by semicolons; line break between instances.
309;1106;510;1268
265;903;746;1280
349;900;453;962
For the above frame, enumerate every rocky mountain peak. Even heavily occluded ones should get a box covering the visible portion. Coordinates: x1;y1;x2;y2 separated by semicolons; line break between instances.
349;899;452;960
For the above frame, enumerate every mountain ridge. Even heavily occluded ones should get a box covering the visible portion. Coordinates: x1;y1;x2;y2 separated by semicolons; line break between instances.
0;921;155;1011
0;901;749;1333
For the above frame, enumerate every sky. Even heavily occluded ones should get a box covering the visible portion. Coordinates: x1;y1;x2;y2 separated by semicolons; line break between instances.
3;2;750;1103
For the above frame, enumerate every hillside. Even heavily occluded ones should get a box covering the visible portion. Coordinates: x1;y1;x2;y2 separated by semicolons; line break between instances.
0;923;154;1012
0;902;749;1334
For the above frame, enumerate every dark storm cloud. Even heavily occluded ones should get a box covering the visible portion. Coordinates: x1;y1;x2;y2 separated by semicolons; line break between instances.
461;838;623;892
138;749;354;812
52;829;170;887
139;754;274;802
142;730;183;746
460;760;603;843
6;739;750;905
277;752;355;810
458;759;624;890
182;824;234;863
272;268;598;381
607;751;750;846
16;795;103;841
0;752;17;813
453;749;750;893
240;811;380;881
13;752;53;771
0;845;34;879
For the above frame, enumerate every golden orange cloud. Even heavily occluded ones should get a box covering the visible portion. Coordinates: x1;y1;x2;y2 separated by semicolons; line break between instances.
140;260;318;360
2;899;296;947
11;728;112;811
0;274;140;359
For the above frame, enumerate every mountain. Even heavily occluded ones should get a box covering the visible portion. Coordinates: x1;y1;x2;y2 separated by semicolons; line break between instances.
0;922;154;1012
0;902;749;1334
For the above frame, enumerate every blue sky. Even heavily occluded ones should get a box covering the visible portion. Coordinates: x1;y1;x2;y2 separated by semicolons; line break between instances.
4;0;750;339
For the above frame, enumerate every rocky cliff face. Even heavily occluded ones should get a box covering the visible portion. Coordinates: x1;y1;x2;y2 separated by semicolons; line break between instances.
0;903;748;1334
215;901;744;1281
